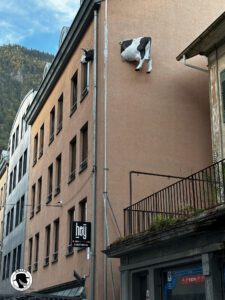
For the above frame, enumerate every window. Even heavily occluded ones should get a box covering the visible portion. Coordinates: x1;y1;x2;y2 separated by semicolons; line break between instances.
57;94;63;133
11;134;15;156
47;164;53;203
18;156;23;182
28;238;33;272
2;255;7;280
162;265;205;300
81;62;89;100
44;225;51;266
20;195;24;223
16;244;21;269
71;72;78;114
12;248;17;273
6;252;11;279
6;212;10;236
67;207;74;255
69;137;76;182
30;184;35;218
79;198;87;222
49;107;55;144
39;124;44;158
37;177;42;213
21;116;25;139
15;125;19;148
23;149;27;175
80;123;88;171
53;219;59;262
10;207;14;232
9;171;13;194
15;200;20;226
13;165;17;189
34;233;39;271
33;134;38;165
55;154;61;195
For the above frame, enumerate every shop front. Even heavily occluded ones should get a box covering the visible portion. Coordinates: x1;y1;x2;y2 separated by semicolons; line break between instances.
105;207;225;300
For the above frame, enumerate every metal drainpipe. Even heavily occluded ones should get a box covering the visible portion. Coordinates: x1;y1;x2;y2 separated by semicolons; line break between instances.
90;8;98;300
103;0;109;299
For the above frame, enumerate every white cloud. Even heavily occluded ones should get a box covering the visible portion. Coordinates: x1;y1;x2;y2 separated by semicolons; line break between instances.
36;0;80;26
0;0;80;48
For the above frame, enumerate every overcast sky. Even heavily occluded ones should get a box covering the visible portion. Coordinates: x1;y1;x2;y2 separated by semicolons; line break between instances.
0;0;80;54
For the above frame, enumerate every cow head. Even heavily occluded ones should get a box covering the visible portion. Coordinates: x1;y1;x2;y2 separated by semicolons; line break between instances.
81;49;94;63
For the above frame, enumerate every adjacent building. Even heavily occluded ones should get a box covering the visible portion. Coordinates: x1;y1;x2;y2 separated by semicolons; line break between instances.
0;150;9;274
106;11;225;300
24;1;225;299
0;90;36;294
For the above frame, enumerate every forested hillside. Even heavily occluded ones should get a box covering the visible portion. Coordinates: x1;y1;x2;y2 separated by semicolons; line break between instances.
0;44;54;152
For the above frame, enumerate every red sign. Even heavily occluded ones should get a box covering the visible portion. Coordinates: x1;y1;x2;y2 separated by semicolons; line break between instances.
180;275;205;285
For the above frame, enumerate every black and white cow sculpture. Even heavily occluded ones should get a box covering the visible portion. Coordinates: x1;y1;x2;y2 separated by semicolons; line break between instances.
81;49;94;63
120;37;152;73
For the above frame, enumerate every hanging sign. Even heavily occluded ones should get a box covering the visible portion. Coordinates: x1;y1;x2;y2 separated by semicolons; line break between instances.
72;221;91;247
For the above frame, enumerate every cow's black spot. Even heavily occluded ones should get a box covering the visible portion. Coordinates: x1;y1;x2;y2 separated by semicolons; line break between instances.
85;49;94;62
137;37;151;59
121;39;133;53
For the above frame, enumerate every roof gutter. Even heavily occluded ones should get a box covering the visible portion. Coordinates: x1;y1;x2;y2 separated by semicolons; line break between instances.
182;55;209;73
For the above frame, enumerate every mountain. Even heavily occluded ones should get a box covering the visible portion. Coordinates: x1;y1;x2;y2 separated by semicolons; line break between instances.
0;44;54;152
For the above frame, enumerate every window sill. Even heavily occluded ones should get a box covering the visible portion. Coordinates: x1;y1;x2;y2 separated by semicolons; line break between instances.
30;213;34;220
32;159;37;167
80;88;89;102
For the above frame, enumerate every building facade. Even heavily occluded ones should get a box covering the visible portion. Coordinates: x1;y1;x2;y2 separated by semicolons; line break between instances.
0;90;36;294
105;11;225;300
24;1;225;300
0;151;9;274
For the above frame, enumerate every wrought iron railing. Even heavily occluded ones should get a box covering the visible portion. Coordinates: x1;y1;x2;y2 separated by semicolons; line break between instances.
124;159;225;236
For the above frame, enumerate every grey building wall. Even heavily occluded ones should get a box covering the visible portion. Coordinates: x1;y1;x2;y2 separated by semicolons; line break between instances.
0;90;36;294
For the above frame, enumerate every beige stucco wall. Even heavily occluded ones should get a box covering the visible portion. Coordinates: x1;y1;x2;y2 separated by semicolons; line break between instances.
25;1;225;299
25;23;94;295
95;1;225;299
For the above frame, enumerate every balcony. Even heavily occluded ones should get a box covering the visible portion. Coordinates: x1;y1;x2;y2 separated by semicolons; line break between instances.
124;159;225;236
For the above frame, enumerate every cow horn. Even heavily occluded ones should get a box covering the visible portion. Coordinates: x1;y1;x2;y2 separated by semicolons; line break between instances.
81;48;88;53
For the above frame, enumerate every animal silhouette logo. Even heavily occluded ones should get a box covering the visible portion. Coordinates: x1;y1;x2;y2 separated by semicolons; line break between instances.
11;269;32;291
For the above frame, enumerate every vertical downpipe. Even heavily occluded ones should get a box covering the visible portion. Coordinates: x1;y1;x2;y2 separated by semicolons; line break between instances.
103;0;109;299
90;8;98;300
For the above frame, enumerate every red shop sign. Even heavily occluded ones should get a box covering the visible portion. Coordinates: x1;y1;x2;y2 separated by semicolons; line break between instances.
180;275;205;285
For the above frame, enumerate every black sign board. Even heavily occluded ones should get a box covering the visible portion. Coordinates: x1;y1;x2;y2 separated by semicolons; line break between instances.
72;221;91;247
